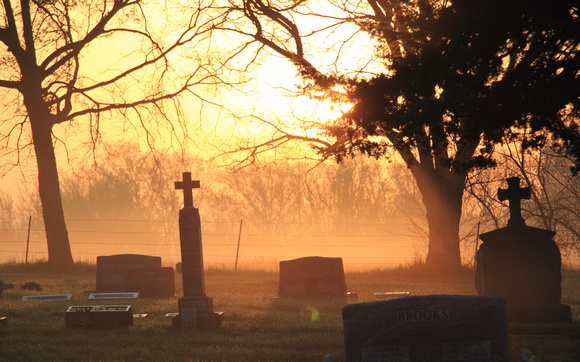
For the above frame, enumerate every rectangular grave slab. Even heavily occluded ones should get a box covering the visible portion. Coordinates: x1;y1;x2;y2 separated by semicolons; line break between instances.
342;295;509;362
22;294;72;301
88;292;139;300
96;254;162;292
65;305;133;328
125;267;175;298
279;256;347;297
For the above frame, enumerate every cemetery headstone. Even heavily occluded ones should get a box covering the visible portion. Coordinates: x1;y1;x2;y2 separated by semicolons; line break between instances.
95;254;161;292
475;177;572;323
342;295;509;362
65;305;133;328
126;267;175;298
279;256;347;297
173;172;222;331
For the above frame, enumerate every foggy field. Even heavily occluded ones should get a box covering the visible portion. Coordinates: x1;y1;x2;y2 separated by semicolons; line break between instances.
0;218;438;271
1;265;580;361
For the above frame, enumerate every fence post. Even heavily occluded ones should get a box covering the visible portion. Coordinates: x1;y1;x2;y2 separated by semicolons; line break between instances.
234;219;243;271
25;216;32;264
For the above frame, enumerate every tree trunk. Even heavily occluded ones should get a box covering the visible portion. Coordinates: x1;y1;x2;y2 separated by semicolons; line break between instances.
411;165;465;276
29;114;74;270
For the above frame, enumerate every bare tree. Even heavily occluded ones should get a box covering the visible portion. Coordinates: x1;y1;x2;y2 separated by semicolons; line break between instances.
0;0;234;269
214;0;580;275
466;141;580;263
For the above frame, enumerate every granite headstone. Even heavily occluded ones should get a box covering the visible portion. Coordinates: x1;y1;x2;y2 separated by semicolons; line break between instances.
475;177;572;323
342;295;509;362
279;256;347;297
96;254;161;292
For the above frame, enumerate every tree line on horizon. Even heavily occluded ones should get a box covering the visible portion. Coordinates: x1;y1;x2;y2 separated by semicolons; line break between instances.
1;142;578;266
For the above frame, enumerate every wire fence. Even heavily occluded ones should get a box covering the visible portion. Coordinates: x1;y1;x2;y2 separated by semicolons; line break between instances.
2;217;578;271
0;217;435;271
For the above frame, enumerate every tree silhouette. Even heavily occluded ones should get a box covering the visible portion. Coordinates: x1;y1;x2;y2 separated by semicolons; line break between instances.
220;0;580;274
0;0;230;269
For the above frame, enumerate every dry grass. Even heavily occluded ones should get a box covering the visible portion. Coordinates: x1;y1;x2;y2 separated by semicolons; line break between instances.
0;263;579;361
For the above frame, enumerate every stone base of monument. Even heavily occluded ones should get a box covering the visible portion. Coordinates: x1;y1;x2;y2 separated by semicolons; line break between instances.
178;295;213;312
172;310;223;332
172;295;223;331
508;303;572;323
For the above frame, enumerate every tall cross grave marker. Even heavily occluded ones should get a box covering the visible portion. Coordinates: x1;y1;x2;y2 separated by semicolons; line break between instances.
174;172;222;331
497;176;530;226
475;177;571;323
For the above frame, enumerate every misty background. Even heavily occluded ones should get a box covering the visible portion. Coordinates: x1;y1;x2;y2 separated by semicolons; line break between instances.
1;141;578;271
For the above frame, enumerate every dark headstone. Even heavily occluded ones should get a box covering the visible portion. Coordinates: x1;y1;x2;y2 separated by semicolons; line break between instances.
126;267;175;298
342;295;509;362
96;254;161;292
65;305;133;328
475;177;572;323
279;256;347;297
173;172;222;331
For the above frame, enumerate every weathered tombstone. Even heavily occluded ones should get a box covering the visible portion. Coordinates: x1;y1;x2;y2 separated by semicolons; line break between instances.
342;295;509;362
96;254;161;292
173;172;222;331
126;267;175;298
279;256;347;297
475;177;572;323
65;305;133;328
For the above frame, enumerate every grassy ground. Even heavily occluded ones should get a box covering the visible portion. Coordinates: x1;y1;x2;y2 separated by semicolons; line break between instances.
1;263;579;361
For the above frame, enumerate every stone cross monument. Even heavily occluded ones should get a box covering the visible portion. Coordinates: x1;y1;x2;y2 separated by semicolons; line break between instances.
174;172;222;331
497;176;531;226
475;177;571;323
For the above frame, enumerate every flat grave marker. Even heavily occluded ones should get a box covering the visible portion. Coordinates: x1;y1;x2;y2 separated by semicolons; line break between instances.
22;294;72;301
342;295;509;362
279;256;347;297
65;305;133;328
88;292;139;300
